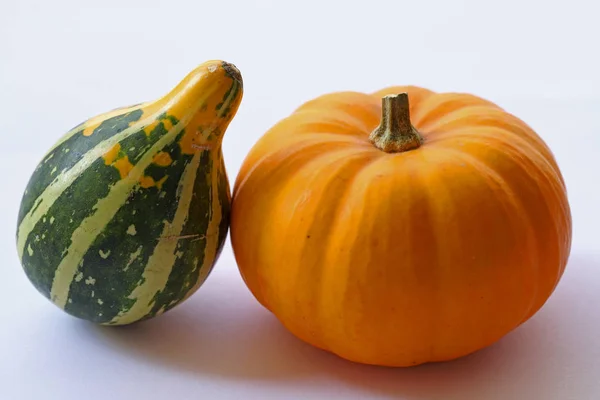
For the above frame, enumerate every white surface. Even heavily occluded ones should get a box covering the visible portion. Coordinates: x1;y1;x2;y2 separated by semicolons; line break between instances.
1;1;599;399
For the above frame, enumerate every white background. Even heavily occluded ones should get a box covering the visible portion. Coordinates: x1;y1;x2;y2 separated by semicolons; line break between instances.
1;1;599;399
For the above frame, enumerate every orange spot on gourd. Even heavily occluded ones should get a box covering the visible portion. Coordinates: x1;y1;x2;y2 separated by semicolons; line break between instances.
103;144;122;165
139;176;155;188
83;125;97;137
179;129;214;154
106;142;170;186
179;129;201;155
103;143;133;179
144;120;160;136
153;151;173;167
139;175;168;189
114;156;134;179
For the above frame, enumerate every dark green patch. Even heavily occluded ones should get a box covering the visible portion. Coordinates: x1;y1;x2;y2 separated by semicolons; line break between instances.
144;151;231;319
143;161;170;183
63;136;193;323
219;82;242;119
216;160;231;249
18;109;143;226
29;197;44;217
157;112;179;126
124;121;168;163
115;112;180;165
166;115;180;126
20;158;122;298
215;83;235;111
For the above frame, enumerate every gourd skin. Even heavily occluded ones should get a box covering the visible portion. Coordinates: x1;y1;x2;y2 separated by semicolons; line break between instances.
17;60;243;325
231;86;572;366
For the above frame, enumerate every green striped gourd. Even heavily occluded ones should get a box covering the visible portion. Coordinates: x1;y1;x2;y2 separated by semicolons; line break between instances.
16;60;243;325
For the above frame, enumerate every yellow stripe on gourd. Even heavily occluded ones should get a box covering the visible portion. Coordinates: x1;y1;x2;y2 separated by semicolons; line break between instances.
82;103;151;137
42;103;148;158
108;150;202;325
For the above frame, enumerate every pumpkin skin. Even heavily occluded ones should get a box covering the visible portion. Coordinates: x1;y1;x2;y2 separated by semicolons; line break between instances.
230;86;572;367
17;60;243;325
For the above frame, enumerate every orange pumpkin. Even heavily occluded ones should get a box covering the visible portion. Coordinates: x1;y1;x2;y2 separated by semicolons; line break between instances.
230;86;572;367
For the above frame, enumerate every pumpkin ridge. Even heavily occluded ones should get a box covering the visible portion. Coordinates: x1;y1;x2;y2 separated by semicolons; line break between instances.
427;147;542;352
294;91;381;121
434;126;569;226
439;144;571;322
407;150;469;361
234;139;365;194
460;136;572;292
427;107;561;179
418;105;498;134
433;126;565;189
412;93;500;129
442;147;540;280
312;154;388;353
321;154;434;362
402;156;441;362
299;154;380;350
232;143;366;308
293;132;373;148
290;109;375;136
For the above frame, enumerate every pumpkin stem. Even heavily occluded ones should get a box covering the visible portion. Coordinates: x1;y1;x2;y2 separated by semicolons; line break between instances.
369;93;423;153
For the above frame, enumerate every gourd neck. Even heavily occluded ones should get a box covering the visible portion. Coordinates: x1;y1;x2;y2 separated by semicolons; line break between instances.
369;93;423;153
